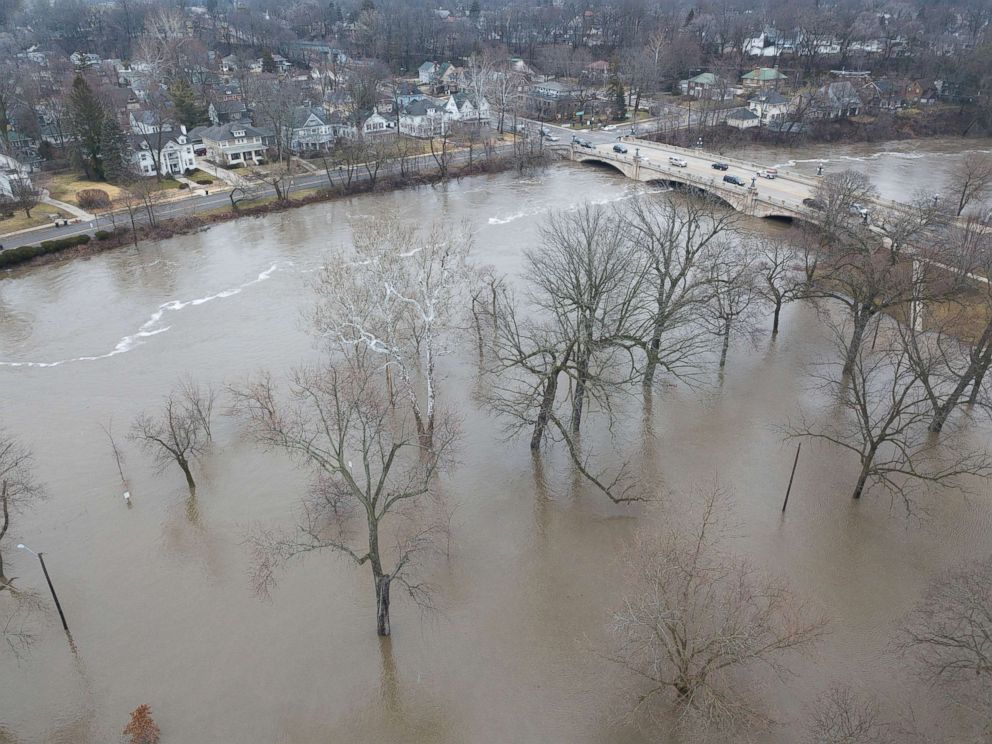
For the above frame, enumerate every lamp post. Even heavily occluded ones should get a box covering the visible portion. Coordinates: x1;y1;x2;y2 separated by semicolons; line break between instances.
17;544;69;632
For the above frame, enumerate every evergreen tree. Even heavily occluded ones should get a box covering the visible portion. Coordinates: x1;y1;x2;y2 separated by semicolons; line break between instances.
100;115;132;184
261;50;276;74
469;0;480;17
610;78;627;120
169;79;207;128
68;75;107;180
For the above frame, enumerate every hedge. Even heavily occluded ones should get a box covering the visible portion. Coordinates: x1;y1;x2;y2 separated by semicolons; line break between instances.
194;178;213;185
0;234;92;269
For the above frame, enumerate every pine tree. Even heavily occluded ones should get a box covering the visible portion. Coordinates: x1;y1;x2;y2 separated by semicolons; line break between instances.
101;115;132;184
68;75;107;180
261;50;276;74
169;79;207;128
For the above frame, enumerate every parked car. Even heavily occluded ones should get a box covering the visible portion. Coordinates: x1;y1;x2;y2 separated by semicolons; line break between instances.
613;144;628;154
802;197;825;211
757;169;777;179
711;162;729;171
580;140;595;149
723;174;746;186
546;135;560;142
669;156;688;167
849;202;870;218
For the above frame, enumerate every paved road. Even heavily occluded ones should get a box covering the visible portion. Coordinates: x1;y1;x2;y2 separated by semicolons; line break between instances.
603;138;817;210
0;144;519;251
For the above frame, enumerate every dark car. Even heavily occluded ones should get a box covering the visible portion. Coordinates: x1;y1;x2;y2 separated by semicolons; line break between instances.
802;197;825;211
723;174;746;186
613;144;628;154
580;140;595;149
711;162;729;171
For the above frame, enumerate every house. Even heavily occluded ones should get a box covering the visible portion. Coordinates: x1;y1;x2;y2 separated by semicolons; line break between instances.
418;61;439;84
129;110;175;136
394;81;428;107
583;60;610;82
220;54;239;73
398;98;451;138
444;93;491;126
359;112;394;138
0;158;33;199
681;72;732;100
812;81;862;118
725;107;760;129
524;81;584;120
208;99;248;125
748;90;792;125
130;131;196;176
190;122;271;166
286;104;339;152
70;51;102;68
861;79;903;111
741;67;787;91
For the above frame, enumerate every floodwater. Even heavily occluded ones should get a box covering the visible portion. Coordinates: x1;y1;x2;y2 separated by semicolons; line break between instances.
1;138;991;743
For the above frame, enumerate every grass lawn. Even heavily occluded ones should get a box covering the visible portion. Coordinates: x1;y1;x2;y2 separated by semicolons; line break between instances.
0;205;73;235
145;177;183;192
185;169;215;183
42;173;130;207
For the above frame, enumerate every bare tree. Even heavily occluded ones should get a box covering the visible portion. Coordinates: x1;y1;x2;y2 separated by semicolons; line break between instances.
8;178;41;219
0;431;40;588
233;353;453;637
312;218;471;448
486;207;650;502
947;155;992;218
704;246;762;370
625;194;737;388
805;684;891;744
790;329;991;506
898;555;992;737
757;237;808;336
607;486;826;732
131;377;215;497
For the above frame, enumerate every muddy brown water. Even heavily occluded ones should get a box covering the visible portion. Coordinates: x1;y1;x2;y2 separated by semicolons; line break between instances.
1;139;991;743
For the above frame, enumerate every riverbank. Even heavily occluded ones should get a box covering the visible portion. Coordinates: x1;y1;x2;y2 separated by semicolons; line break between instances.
1;148;555;273
650;105;987;150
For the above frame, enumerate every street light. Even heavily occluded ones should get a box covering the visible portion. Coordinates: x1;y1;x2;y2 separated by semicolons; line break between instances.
17;544;69;632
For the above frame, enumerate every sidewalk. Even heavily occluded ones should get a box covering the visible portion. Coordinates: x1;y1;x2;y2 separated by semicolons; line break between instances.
42;193;95;221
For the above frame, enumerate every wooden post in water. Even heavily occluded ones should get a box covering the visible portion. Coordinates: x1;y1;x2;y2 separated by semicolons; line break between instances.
782;442;802;513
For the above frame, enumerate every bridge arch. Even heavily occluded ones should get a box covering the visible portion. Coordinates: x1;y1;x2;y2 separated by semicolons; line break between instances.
574;157;631;178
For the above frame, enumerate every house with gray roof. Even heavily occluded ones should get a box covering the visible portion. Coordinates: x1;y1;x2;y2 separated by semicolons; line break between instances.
189;122;272;166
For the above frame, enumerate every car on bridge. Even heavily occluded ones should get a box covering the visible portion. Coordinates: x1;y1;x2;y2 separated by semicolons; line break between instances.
613;144;628;154
580;140;595;149
711;162;729;171
723;174;746;187
802;197;825;211
669;157;688;167
757;169;778;179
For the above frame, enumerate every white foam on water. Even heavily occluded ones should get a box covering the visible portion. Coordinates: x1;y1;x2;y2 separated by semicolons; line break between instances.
0;263;282;368
487;186;648;226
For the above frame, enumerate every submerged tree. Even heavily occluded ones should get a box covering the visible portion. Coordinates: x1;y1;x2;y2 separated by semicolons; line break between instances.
805;684;891;744
233;352;453;637
131;377;215;497
0;431;40;588
607;486;826;733
486;205;645;502
790;329;991;506
898;555;992;738
312;217;471;448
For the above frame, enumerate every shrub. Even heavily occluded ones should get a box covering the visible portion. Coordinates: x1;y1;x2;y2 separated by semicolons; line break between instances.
0;234;92;269
177;182;189;190
94;230;111;240
194;178;213;185
76;188;111;210
123;704;160;744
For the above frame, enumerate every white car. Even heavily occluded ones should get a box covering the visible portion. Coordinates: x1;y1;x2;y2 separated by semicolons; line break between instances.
669;157;688;168
757;169;778;179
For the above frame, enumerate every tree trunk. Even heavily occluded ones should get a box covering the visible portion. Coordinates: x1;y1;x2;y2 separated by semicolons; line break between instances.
375;573;391;637
843;309;872;377
968;356;990;406
531;369;559;451
0;481;8;585
772;299;782;335
719;317;732;368
178;457;196;496
852;451;875;499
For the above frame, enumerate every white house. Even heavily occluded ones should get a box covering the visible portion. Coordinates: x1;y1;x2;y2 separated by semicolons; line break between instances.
747;90;792;125
418;61;439;84
399;98;450;138
725;107;761;130
130;132;197;176
129;110;175;136
444;93;491;125
191;122;270;166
